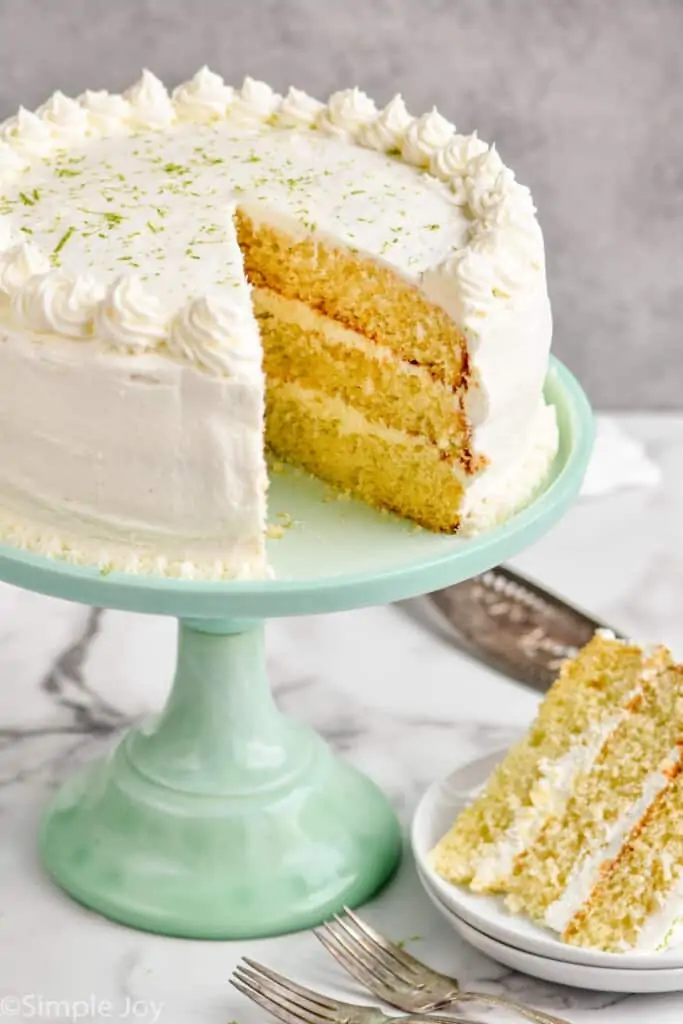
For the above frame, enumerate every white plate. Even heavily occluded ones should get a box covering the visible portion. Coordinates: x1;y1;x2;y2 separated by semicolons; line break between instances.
411;750;683;971
424;886;683;994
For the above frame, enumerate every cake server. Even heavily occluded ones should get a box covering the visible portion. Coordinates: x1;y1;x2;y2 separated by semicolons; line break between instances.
428;566;623;692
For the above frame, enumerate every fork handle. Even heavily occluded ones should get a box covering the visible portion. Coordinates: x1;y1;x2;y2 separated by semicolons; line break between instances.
431;997;573;1024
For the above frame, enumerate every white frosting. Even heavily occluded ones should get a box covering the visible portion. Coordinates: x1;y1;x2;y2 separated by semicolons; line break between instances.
0;216;15;249
95;275;167;352
459;401;558;535
430;132;488;183
0;329;267;579
1;107;55;157
316;88;378;140
0;69;555;577
277;87;324;129
229;77;281;124
80;90;132;134
12;271;104;338
172;66;234;122
124;70;176;130
402;108;455;167
544;749;682;937
474;699;641;892
360;95;413;153
0;140;29;182
36;91;90;142
168;292;261;378
0;241;51;294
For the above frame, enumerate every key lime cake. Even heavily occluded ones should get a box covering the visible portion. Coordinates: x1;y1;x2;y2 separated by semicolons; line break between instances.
432;630;683;952
0;68;557;579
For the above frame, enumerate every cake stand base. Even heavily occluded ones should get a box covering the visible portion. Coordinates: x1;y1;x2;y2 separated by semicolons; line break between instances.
40;619;401;939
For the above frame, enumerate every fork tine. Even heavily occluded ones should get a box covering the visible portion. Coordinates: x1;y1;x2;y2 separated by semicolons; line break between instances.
314;924;392;994
332;914;417;984
342;913;573;1024
242;958;340;1012
230;976;311;1024
323;920;402;988
234;965;336;1024
342;907;420;972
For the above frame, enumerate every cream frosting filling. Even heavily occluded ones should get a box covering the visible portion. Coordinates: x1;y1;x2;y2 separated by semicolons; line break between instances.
253;285;461;395
270;380;426;450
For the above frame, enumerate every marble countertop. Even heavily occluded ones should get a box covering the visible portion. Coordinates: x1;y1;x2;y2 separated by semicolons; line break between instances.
1;413;682;1024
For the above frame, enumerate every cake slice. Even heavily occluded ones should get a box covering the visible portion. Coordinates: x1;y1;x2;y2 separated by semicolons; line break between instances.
432;631;683;952
562;764;683;952
507;662;683;931
431;632;671;893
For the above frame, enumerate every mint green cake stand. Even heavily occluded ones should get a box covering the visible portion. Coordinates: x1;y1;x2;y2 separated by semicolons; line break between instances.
0;357;592;940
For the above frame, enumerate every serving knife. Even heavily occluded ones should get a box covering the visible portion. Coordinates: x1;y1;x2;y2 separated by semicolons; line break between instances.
428;566;624;692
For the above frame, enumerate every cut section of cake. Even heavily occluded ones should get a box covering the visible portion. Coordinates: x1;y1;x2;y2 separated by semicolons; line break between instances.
431;631;683;952
431;631;671;892
562;764;683;952
507;662;683;932
0;68;558;578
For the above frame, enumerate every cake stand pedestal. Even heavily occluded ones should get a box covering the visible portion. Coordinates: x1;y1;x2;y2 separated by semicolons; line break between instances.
0;358;592;940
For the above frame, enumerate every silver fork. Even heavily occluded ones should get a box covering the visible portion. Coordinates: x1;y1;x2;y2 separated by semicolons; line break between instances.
314;909;572;1024
230;959;479;1024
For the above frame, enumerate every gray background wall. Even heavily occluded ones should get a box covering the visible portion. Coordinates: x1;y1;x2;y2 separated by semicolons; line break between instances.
1;0;681;409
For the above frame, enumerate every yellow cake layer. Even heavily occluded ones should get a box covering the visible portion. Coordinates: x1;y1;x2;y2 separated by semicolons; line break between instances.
431;634;671;892
236;207;468;386
507;665;683;922
265;379;464;531
254;286;469;452
562;766;683;952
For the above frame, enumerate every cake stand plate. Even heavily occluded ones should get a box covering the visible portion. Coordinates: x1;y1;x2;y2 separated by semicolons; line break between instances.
0;357;592;940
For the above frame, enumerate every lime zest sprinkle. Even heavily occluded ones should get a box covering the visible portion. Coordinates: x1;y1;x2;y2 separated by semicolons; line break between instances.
163;162;189;175
78;208;125;226
395;934;422;949
51;226;76;264
19;191;35;206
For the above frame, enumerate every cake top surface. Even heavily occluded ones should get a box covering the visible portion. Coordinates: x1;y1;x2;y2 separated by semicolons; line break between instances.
0;68;544;374
1;122;468;303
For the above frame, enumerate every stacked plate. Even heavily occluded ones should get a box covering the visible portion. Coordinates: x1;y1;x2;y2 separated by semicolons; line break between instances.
411;752;683;993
